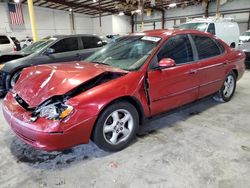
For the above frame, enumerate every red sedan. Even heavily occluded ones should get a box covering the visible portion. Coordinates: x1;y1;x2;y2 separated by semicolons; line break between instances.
3;29;245;152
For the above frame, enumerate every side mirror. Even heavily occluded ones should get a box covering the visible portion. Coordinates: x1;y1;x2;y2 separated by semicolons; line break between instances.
157;58;176;70
44;48;55;56
102;40;108;45
97;41;103;47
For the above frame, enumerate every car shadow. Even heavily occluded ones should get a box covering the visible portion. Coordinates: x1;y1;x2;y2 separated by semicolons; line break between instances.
8;95;220;170
9;137;109;170
137;95;219;137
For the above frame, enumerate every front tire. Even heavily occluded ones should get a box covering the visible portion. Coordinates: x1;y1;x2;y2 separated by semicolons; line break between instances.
213;71;236;102
92;101;139;152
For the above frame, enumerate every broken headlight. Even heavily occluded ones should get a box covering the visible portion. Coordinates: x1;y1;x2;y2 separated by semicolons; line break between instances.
31;101;73;122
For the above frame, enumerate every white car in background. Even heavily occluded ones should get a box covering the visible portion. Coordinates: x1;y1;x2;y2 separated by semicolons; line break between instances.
239;30;250;45
20;37;33;49
177;17;240;48
0;35;15;55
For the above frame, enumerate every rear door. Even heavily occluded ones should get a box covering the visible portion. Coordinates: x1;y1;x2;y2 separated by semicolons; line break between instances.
190;34;227;98
80;36;103;60
147;34;199;116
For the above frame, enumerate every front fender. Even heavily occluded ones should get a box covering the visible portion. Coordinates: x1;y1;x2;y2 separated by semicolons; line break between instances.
63;72;149;131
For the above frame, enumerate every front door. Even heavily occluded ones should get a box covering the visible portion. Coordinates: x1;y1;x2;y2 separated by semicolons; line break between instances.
148;34;199;116
45;37;82;63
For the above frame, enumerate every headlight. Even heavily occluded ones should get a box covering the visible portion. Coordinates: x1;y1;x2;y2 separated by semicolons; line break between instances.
31;101;73;121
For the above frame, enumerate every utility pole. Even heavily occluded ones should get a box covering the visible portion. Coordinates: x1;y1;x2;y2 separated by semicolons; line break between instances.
205;0;210;18
99;0;102;34
141;0;144;32
27;0;38;41
216;0;221;18
131;15;134;33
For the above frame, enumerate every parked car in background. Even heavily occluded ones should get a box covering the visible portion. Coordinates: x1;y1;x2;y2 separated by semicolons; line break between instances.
10;37;21;51
0;40;50;65
176;17;240;48
20;37;33;49
239;30;250;45
238;41;250;68
2;29;245;152
0;34;106;96
0;35;15;54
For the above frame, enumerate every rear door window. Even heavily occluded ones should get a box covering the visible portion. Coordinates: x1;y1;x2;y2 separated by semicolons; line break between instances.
51;37;79;53
0;36;11;44
82;37;102;49
191;35;222;60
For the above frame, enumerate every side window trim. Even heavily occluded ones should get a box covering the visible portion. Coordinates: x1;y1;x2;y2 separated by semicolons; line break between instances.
207;23;216;35
78;37;84;50
187;34;199;61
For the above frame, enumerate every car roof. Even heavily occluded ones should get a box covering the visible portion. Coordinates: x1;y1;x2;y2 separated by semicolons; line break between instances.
131;29;213;39
50;34;100;39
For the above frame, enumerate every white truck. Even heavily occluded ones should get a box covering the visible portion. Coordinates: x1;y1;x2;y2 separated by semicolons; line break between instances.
0;35;15;55
177;17;240;48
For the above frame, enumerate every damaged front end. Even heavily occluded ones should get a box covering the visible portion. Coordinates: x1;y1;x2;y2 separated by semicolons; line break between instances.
15;71;126;123
30;99;73;122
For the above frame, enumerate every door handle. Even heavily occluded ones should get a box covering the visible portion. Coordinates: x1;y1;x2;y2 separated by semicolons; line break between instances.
189;69;197;74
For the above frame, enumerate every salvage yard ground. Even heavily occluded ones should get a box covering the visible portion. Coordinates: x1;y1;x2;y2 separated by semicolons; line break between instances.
0;70;250;188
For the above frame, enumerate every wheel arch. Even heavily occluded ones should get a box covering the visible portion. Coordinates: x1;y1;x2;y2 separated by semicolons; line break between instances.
90;96;146;139
232;69;238;79
6;68;23;91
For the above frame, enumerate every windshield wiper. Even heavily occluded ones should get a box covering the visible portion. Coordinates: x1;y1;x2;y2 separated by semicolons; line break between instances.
92;61;110;66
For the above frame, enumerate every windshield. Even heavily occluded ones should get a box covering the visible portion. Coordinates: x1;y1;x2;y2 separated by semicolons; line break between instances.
20;40;54;54
84;36;161;71
178;22;208;32
242;31;250;36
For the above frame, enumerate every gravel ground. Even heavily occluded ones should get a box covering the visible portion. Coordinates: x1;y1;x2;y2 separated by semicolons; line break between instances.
0;70;250;188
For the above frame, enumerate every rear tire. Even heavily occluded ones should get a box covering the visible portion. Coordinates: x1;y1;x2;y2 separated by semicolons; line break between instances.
213;71;236;102
92;101;139;152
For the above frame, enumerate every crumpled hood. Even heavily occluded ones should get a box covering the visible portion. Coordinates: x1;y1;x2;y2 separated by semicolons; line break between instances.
13;62;127;108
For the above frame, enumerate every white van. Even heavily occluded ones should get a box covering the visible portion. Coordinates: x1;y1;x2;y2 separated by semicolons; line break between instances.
177;17;240;48
0;35;15;55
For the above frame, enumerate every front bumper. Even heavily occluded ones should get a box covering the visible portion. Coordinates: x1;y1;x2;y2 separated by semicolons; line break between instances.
3;93;97;151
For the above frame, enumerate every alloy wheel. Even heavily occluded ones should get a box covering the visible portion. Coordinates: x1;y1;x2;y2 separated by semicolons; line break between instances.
223;75;235;98
103;109;134;145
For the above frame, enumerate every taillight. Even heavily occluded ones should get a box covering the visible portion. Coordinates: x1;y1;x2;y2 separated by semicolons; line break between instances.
13;46;17;51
